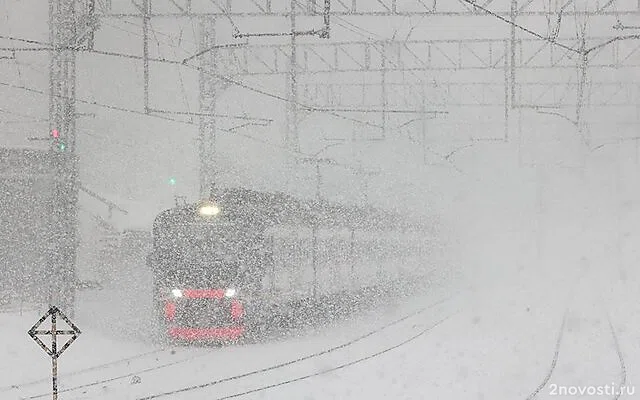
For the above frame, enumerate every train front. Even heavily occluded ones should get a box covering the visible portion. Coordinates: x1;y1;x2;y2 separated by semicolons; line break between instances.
147;200;266;343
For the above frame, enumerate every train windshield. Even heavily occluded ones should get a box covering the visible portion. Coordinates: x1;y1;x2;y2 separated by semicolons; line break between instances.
154;219;261;286
176;221;238;254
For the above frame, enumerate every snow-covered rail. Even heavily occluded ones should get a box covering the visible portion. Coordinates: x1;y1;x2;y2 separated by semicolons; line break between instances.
20;290;460;400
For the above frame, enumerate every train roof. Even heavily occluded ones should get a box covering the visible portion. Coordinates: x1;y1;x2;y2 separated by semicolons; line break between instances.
153;187;429;232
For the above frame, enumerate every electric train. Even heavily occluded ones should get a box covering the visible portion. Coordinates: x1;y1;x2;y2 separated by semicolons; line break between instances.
146;187;433;342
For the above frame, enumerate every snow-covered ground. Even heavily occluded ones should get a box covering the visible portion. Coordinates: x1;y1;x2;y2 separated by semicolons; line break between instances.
2;236;638;400
1;268;460;400
4;137;640;399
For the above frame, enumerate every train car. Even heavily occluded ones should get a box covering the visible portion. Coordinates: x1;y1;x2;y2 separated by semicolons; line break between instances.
146;186;433;343
0;148;57;308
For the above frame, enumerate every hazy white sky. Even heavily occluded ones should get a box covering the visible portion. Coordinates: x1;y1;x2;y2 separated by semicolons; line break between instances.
2;0;640;230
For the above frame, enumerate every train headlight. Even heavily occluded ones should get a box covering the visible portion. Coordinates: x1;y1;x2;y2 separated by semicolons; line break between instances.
224;288;236;298
171;289;183;298
198;202;220;217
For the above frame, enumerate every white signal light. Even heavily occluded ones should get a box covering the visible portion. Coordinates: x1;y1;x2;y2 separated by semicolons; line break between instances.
171;289;183;298
224;288;236;298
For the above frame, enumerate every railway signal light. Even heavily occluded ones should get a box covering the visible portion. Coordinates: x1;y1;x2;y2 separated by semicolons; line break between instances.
51;129;66;151
168;177;177;186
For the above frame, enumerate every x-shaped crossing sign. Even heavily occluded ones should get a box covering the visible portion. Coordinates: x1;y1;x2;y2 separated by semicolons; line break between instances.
28;306;81;359
28;306;81;400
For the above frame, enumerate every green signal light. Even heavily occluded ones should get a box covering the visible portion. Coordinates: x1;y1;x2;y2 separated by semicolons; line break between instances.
52;140;65;151
168;177;177;185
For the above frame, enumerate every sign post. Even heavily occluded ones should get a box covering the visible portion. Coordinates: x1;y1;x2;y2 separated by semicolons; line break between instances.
28;306;81;400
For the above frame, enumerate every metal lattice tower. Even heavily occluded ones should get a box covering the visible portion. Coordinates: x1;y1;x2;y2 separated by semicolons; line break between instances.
48;0;81;316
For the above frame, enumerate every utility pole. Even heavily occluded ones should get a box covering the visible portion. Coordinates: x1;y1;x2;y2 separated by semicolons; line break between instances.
287;0;300;152
198;18;218;197
48;0;79;316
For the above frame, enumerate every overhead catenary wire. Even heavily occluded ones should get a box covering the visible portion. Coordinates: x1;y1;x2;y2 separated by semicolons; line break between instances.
3;21;517;186
459;0;640;57
0;78;383;177
5;2;632;59
0;14;519;176
0;53;462;177
0;77;293;154
0;30;322;154
5;27;629;111
459;0;579;53
316;13;442;128
0;26;451;118
0;78;271;122
0;77;297;157
0;34;50;47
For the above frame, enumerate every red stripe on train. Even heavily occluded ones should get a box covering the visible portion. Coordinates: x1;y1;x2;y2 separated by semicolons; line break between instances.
164;301;176;321
231;299;244;319
168;327;245;340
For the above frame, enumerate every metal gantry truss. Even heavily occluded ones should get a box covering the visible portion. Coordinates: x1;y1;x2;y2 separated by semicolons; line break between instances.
209;36;640;75
89;0;640;180
102;0;640;17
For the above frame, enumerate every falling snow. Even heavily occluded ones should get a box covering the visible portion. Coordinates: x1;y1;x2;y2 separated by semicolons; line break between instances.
2;0;640;399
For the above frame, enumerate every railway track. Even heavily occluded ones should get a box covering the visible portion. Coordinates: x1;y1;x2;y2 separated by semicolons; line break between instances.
10;346;215;400
137;294;460;400
524;309;569;400
524;265;627;400
606;311;627;400
525;307;627;400
20;291;461;400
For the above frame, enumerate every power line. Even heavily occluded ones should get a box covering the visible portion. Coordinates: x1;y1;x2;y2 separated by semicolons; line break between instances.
100;8;640;18
1;38;388;126
459;0;580;54
147;108;271;122
460;0;640;57
0;79;272;122
177;60;410;128
0;34;50;47
0;77;300;158
100;19;188;53
586;34;640;55
0;79;187;124
0;78;350;164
